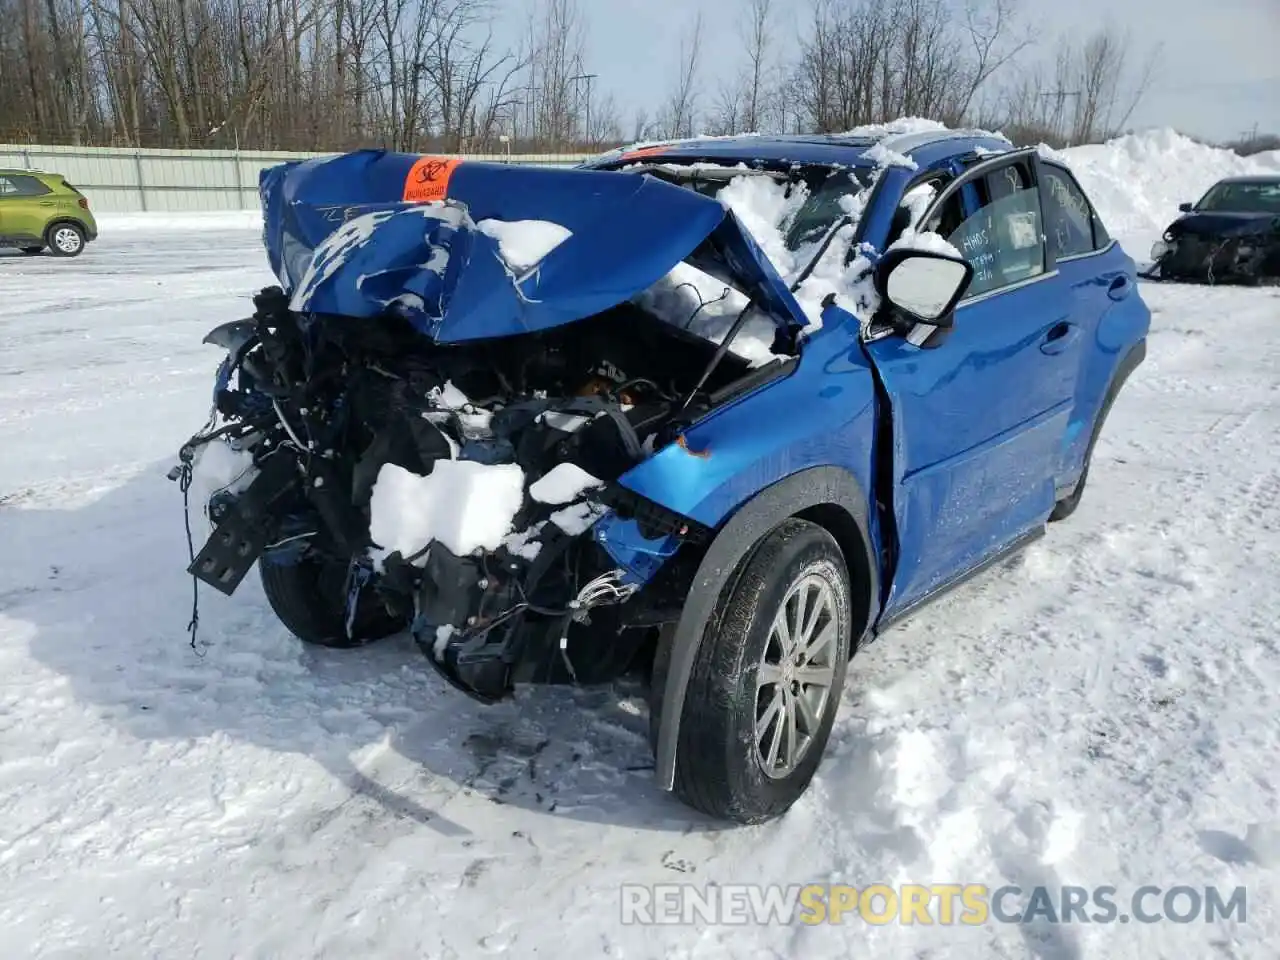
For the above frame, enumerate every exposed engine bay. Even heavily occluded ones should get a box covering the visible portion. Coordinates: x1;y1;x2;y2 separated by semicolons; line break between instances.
176;283;782;701
169;148;842;703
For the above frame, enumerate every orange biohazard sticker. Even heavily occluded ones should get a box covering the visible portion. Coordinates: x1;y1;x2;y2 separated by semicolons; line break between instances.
619;144;673;163
403;156;462;203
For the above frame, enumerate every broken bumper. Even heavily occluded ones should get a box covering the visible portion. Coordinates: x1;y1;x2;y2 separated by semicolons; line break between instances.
1152;235;1280;284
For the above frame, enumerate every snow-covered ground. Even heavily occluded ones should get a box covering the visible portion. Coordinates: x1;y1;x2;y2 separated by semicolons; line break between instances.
2;132;1280;958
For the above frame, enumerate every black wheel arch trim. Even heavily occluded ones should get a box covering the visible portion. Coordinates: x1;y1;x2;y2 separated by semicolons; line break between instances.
1059;336;1147;499
44;219;89;242
653;464;879;791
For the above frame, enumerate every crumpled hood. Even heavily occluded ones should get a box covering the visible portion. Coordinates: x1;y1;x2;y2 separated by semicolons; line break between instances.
259;149;809;342
1172;210;1280;238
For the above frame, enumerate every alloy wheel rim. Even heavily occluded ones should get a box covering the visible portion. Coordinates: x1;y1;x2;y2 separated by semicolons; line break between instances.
755;572;838;779
54;228;80;253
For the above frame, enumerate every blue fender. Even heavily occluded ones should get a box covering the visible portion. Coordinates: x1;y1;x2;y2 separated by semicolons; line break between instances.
650;464;880;790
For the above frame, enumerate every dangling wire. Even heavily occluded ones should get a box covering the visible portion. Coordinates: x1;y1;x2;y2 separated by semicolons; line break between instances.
671;281;730;332
177;460;204;656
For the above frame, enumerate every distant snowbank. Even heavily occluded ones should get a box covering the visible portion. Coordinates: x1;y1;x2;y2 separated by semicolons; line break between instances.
1059;128;1280;256
96;211;262;232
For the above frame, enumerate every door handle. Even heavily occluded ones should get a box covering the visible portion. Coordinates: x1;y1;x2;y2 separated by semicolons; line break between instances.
1107;275;1132;301
1040;321;1079;355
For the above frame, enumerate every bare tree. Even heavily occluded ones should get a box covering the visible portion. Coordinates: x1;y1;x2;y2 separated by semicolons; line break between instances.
792;0;1026;133
661;11;704;138
741;0;772;132
983;24;1161;146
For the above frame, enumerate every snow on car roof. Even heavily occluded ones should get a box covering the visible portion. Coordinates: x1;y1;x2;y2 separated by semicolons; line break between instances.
590;123;1011;171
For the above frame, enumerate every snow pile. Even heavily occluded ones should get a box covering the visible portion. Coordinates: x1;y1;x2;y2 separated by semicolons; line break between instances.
715;174;808;270
1058;128;1280;256
861;140;918;170
833;116;947;138
368;460;525;564
529;463;603;505
477;218;572;272
715;170;882;332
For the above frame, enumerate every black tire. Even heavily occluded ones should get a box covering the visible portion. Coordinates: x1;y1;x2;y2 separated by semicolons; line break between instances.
45;222;85;257
655;518;853;823
20;246;43;255
259;555;405;648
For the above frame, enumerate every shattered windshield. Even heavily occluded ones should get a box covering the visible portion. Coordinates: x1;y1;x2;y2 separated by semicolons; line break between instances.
783;169;869;250
631;162;870;253
1196;181;1280;214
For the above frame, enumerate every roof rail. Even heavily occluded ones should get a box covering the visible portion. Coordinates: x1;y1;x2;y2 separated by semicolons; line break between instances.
879;127;1012;156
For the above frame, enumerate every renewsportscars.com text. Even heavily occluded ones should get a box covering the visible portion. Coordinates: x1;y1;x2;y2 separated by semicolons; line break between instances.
620;883;1248;926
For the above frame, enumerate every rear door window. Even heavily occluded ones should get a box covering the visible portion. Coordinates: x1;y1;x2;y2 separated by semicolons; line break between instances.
0;174;51;197
1041;164;1109;259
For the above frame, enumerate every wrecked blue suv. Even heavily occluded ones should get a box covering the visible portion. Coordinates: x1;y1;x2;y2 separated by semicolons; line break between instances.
176;127;1149;823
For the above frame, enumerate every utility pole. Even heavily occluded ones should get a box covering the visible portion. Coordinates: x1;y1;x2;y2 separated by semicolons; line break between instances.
569;72;597;148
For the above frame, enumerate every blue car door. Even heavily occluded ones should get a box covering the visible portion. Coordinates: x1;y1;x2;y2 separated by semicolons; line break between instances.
1038;161;1141;491
865;152;1084;618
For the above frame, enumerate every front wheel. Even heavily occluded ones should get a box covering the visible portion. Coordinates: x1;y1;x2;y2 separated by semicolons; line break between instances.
259;555;406;648
46;223;85;257
658;518;853;823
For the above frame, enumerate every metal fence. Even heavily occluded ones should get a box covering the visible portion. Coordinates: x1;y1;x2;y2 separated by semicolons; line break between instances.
0;144;592;213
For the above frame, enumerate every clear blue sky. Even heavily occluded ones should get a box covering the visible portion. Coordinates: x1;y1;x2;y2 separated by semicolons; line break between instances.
505;0;1279;142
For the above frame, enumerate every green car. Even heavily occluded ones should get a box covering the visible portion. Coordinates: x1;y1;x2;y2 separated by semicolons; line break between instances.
0;169;98;257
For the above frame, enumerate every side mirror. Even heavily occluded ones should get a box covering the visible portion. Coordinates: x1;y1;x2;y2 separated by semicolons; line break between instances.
874;247;974;330
1178;202;1193;213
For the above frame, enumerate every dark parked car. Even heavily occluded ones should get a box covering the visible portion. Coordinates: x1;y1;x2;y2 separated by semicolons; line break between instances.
175;129;1150;822
1149;175;1280;284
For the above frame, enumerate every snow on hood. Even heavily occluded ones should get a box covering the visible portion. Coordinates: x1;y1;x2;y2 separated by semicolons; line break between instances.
259;150;811;344
476;219;573;273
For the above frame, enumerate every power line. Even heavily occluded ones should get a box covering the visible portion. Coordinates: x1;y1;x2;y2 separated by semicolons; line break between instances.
568;74;596;148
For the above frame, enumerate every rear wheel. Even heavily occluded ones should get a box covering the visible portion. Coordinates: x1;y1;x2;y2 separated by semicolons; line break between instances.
46;223;85;257
656;519;852;823
259;555;406;648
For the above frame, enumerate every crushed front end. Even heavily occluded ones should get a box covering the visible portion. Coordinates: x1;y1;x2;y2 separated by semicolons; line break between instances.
1150;213;1280;285
173;150;809;702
